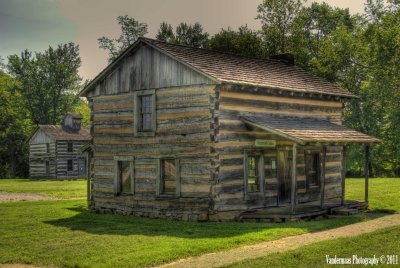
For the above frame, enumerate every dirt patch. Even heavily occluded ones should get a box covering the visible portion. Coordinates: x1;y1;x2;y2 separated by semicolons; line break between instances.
158;214;400;268
0;192;57;202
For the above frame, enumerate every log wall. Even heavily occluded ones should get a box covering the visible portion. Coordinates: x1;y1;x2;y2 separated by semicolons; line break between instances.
90;85;217;219
55;141;87;179
211;84;344;216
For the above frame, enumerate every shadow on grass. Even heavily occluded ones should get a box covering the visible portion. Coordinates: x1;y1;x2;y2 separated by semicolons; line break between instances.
43;206;392;239
367;208;397;214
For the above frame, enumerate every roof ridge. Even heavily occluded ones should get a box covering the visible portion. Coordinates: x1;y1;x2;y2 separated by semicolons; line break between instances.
140;37;279;64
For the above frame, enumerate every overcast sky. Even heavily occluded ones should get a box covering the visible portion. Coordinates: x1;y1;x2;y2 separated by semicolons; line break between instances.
0;0;367;80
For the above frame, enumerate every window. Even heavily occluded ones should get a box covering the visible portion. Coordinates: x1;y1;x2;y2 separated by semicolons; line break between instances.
138;95;153;131
67;159;73;171
46;143;50;153
305;152;320;187
118;161;132;194
113;156;134;194
158;158;180;196
246;155;261;192
46;161;50;175
244;151;264;198
67;142;73;152
134;90;156;136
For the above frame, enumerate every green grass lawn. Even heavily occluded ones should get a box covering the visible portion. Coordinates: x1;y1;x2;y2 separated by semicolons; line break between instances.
0;178;398;267
346;178;400;213
225;226;400;268
0;200;364;268
226;177;400;268
0;178;86;199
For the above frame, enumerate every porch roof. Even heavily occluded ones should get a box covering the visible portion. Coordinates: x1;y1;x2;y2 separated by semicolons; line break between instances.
241;115;380;145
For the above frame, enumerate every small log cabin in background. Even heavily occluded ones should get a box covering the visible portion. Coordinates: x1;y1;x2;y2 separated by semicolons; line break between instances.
80;37;379;221
28;113;91;180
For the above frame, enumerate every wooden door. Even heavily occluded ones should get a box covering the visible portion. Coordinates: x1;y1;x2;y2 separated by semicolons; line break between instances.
278;149;292;204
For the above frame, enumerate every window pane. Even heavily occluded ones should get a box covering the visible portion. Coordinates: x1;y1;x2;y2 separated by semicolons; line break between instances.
247;156;260;192
67;143;73;152
306;153;320;186
67;160;73;171
138;95;153;131
118;161;132;193
162;159;176;194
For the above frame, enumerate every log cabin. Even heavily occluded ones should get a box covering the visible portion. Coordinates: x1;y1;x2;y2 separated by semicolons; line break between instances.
28;113;91;179
80;37;379;221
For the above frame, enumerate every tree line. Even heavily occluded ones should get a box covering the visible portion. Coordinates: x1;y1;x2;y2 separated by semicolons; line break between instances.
1;0;398;177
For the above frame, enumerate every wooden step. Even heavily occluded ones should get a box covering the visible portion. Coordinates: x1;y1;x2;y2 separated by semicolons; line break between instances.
332;208;359;216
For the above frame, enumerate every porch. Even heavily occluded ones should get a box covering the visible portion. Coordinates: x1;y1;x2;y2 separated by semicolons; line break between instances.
240;114;379;220
238;200;368;222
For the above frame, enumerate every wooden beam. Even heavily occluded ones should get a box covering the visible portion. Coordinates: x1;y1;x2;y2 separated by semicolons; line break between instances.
341;146;347;206
365;145;370;202
320;146;326;208
291;143;297;214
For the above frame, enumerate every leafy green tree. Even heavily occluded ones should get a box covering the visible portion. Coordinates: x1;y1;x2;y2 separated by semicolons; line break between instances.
0;71;33;177
156;22;175;43
7;43;82;125
156;22;209;47
98;15;148;62
206;25;265;58
73;99;91;126
256;0;304;56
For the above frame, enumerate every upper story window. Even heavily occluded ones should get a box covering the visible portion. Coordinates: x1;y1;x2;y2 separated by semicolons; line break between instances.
67;142;73;152
134;89;156;137
138;95;153;131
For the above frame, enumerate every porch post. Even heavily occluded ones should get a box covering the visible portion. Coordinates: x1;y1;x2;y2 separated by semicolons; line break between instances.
365;145;370;202
341;146;347;206
320;146;326;208
291;143;297;214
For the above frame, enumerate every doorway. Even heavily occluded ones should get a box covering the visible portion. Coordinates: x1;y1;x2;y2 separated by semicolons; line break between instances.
277;149;292;204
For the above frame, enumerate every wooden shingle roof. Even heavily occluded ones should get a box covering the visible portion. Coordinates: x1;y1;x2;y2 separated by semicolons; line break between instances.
143;38;355;98
81;37;356;98
37;125;91;141
242;115;379;144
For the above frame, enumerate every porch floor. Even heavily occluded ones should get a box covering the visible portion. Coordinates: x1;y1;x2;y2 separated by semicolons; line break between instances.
238;200;368;222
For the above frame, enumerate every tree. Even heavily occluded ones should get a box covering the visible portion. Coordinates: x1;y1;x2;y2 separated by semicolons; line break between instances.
156;22;175;43
256;0;304;56
175;22;209;47
0;71;33;177
156;22;209;48
7;43;82;125
206;25;265;58
98;15;148;62
73;99;91;126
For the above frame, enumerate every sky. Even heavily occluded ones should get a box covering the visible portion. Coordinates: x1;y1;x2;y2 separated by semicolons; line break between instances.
0;0;367;81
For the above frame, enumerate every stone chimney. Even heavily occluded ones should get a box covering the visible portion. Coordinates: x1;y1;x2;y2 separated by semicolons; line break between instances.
63;113;82;132
270;53;295;65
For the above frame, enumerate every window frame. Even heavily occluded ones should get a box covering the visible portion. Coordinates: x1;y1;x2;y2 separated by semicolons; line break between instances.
67;159;73;172
244;150;265;200
67;142;73;153
304;150;321;189
45;161;50;175
156;158;180;197
113;156;134;195
134;89;156;137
